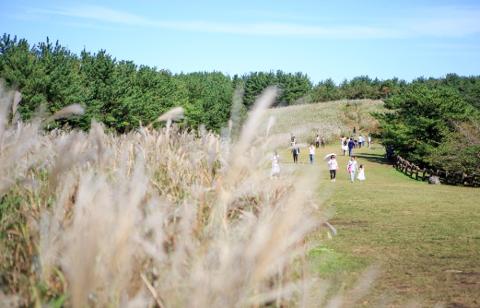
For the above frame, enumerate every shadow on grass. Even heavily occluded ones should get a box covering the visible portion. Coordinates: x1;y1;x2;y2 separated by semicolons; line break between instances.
353;151;391;165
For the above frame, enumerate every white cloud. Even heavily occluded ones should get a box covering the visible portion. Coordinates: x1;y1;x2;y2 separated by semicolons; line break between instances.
30;4;480;39
405;6;480;37
35;6;150;26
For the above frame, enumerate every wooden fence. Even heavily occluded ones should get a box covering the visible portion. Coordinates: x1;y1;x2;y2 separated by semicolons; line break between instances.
393;155;480;187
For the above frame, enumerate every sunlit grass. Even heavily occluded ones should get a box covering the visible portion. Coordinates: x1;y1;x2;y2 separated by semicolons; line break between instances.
300;144;480;307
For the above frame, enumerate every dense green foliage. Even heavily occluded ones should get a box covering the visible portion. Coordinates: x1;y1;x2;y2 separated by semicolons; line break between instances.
0;35;200;131
0;34;313;132
375;77;480;174
178;72;233;131
310;76;406;102
240;71;312;107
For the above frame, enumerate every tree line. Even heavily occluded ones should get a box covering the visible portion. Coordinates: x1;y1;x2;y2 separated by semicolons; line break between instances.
0;33;468;132
1;33;480;175
0;34;314;132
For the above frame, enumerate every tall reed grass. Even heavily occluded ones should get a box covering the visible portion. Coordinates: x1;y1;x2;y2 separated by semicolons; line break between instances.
0;83;335;307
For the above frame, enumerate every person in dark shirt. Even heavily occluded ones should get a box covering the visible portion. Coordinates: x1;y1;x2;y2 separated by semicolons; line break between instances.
348;138;355;156
292;146;300;163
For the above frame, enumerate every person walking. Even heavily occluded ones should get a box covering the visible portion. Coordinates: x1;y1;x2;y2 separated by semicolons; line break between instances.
357;164;366;181
342;139;348;155
309;144;315;164
327;155;339;182
348;137;355;156
271;151;280;177
341;136;348;156
359;134;365;148
292;145;300;163
315;134;320;148
347;156;358;182
367;134;372;148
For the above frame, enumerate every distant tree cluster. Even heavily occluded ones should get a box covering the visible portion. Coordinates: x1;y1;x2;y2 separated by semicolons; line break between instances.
375;76;480;174
236;71;313;108
0;34;234;132
310;76;406;102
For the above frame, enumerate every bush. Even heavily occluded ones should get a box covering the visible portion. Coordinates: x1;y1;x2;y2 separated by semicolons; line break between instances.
428;121;480;174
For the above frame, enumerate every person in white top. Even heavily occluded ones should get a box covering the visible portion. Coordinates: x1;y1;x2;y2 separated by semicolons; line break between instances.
271;151;280;177
357;164;366;181
309;144;315;164
347;156;358;182
367;134;372;148
358;135;365;148
327;155;339;182
341;136;348;156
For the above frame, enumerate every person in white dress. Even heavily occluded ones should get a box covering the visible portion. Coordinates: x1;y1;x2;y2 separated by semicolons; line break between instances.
271;151;280;177
347;156;358;182
357;164;366;181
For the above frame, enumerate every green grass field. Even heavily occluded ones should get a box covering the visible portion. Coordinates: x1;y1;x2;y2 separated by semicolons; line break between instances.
278;143;480;307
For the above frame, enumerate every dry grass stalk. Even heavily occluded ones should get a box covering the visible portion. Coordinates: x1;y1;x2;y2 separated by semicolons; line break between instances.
0;82;377;307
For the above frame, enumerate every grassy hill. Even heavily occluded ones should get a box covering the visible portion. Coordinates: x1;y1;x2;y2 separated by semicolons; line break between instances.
270;100;480;307
263;99;384;146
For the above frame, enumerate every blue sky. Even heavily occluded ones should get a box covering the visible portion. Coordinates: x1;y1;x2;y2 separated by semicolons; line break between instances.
1;0;480;83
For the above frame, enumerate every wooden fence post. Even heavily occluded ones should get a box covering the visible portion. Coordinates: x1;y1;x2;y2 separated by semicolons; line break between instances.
391;156;476;186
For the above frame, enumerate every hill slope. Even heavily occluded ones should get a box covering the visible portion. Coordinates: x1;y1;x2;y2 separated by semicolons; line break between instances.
263;99;384;145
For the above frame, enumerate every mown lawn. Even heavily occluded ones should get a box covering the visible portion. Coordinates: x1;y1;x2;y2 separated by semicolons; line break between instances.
280;143;480;307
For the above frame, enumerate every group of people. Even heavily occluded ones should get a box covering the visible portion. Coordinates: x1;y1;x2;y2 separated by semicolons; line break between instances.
270;132;368;182
340;134;372;156
315;134;326;148
327;154;366;183
290;134;326;165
